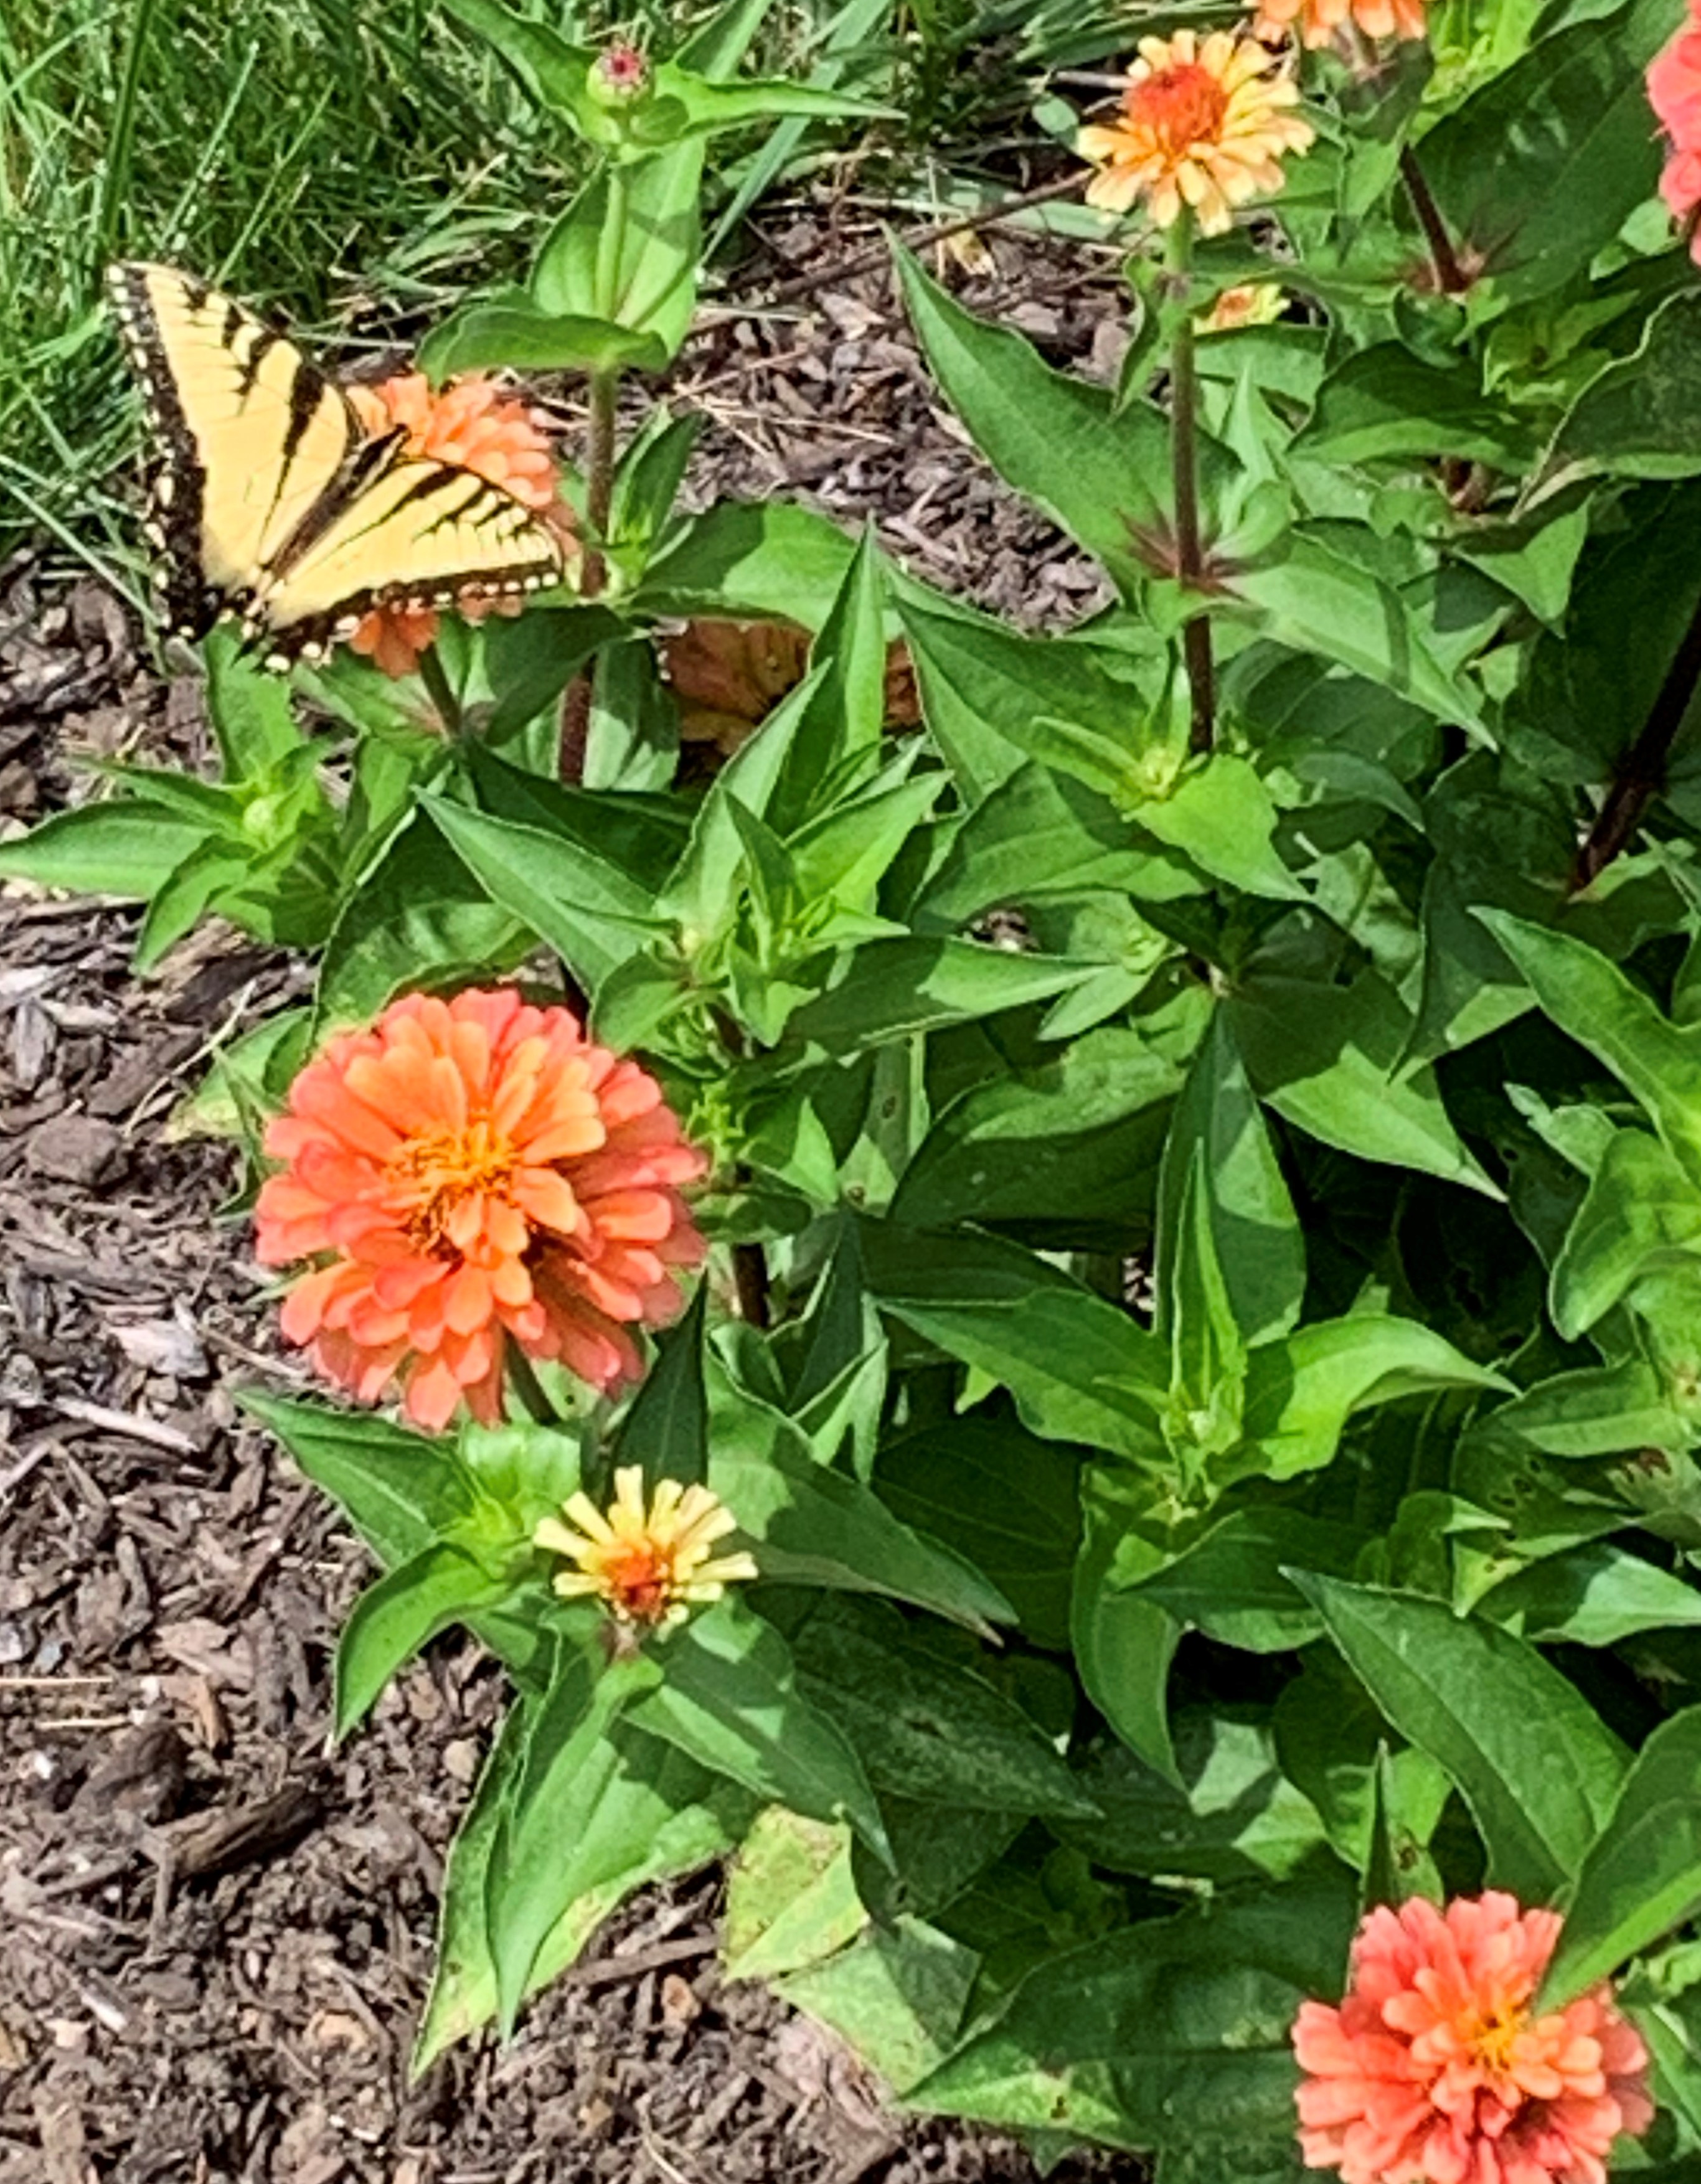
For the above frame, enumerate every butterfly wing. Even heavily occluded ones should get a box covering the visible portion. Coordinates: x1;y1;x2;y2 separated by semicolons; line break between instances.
245;445;567;663
108;261;363;637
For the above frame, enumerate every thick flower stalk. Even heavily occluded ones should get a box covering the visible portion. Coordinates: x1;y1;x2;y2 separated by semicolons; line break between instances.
254;988;707;1431
344;374;574;679
1294;1893;1652;2184
1648;1;1701;265
535;1467;758;1628
1255;0;1428;47
1078;29;1313;236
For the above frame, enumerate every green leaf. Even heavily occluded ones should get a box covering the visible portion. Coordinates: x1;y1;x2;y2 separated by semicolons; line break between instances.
204;626;306;778
764;524;887;837
1128;1509;1367;1654
778;1916;980;2095
1063;1710;1332;1883
420;293;667;378
1543;1708;1701;2007
628;1598;891;1862
618;1284;709;1489
530;145;702;358
897;585;1162;805
1550;291;1701;484
1229;972;1502;1197
890;1027;1176;1237
1550;1130;1701;1340
910;1877;1356;2150
1240;1317;1508;1482
463;741;686;879
898;248;1166;594
486;1645;664;2031
440;0;601;129
314;806;529;1028
1300;348;1537;469
1228;532;1484;729
723;1807;865;1982
637;500;857;625
1073;1465;1180;1784
912;761;1162;930
1483;913;1701;1192
1294;1575;1629;1899
1156;1012;1304;1351
1136;756;1308;902
790;1600;1100;1820
708;1372;1012;1634
1418;3;1670;307
1489;1358;1693;1459
861;1221;1167;1461
781;938;1100;1056
0;802;210;900
872;1416;1082;1650
334;1543;508;1739
653;58;888;138
241;1393;476;1568
1477;1543;1701;1649
417;1707;742;2068
422;793;661;994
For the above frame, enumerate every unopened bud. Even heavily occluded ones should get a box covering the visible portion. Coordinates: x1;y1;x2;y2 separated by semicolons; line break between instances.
589;39;651;106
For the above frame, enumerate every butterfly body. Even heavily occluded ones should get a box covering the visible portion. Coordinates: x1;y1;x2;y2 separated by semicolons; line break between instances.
108;263;567;666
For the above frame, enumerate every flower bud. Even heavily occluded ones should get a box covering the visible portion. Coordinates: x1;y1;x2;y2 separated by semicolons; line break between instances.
588;39;651;108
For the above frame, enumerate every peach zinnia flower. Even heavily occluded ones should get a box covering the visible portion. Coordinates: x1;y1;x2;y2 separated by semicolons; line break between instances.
535;1467;758;1629
1255;0;1428;47
1648;2;1701;265
343;374;575;679
1294;1893;1652;2184
1078;29;1314;237
253;988;707;1431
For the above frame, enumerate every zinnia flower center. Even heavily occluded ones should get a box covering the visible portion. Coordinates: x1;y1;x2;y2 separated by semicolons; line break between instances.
388;1123;517;1255
604;1540;674;1624
1128;62;1228;153
1466;2003;1526;2078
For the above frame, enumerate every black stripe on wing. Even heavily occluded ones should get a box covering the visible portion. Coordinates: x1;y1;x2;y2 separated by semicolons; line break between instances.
107;263;219;639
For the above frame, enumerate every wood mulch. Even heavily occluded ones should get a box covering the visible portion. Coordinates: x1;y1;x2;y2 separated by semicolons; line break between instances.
0;220;1141;2184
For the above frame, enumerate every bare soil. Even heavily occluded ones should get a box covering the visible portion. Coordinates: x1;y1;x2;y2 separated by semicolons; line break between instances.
0;227;1139;2184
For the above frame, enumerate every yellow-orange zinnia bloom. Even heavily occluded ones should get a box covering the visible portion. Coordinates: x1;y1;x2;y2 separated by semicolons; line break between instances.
253;989;707;1432
1199;281;1286;334
1255;0;1428;47
343;374;575;679
1294;1893;1652;2184
535;1467;758;1627
1078;30;1314;236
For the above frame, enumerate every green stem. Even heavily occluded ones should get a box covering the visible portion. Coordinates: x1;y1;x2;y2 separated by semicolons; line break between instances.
1166;214;1213;755
417;644;463;737
98;0;165;268
559;367;620;781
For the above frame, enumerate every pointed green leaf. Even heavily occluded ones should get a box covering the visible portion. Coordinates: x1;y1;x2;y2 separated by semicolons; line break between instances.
1294;1575;1629;1899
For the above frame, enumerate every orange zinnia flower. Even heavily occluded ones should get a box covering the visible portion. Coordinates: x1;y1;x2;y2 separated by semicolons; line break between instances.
535;1467;758;1629
1294;1893;1652;2184
343;374;575;679
253;988;707;1431
1649;3;1701;264
1078;29;1314;237
1254;0;1428;47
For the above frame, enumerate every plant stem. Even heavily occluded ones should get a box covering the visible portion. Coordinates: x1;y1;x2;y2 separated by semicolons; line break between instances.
1166;214;1214;755
417;644;463;737
559;365;620;781
1399;144;1468;296
1573;589;1701;890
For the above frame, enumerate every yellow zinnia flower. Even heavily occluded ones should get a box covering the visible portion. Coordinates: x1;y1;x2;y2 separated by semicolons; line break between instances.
534;1467;758;1629
1078;29;1314;237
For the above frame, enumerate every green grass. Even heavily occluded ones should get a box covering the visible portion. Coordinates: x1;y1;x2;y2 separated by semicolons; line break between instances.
0;0;590;575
